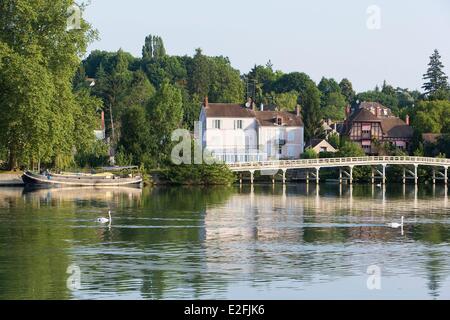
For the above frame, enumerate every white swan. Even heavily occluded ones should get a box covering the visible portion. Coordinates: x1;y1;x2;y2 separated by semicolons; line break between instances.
376;183;382;188
387;216;403;228
97;210;111;224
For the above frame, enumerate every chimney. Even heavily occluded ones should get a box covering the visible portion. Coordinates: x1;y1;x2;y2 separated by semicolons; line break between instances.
203;96;209;107
375;107;380;118
101;111;105;130
345;105;351;118
295;104;300;116
250;97;256;111
405;114;410;125
260;103;264;112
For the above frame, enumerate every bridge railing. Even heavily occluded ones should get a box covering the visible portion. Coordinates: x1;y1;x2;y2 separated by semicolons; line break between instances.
227;156;450;170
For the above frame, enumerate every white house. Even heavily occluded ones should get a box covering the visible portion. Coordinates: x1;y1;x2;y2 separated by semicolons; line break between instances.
199;98;304;163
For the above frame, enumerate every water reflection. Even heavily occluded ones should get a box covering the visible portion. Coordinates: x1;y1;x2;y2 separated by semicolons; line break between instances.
0;184;448;299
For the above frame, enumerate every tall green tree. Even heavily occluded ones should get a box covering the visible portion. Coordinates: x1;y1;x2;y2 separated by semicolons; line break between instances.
412;100;450;134
188;48;211;98
422;49;449;98
300;82;323;141
118;104;152;166
321;92;347;120
93;49;132;144
243;62;281;104
142;35;166;60
339;78;355;104
208;56;243;103
147;82;183;165
0;0;98;169
318;77;341;99
318;77;346;120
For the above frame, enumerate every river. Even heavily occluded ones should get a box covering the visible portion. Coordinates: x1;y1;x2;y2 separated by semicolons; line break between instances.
0;184;449;299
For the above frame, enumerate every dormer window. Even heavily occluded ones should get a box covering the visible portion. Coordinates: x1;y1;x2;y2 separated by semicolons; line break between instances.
276;116;283;126
213;120;221;129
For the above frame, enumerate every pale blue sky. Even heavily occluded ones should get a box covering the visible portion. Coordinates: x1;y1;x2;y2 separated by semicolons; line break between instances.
84;0;450;92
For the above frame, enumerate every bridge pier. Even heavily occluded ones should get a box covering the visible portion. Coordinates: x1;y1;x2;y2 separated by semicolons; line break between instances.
349;166;353;185
249;170;255;185
403;165;418;184
315;167;320;184
370;165;386;184
414;164;418;185
431;166;448;184
445;166;448;185
340;166;353;184
282;169;287;184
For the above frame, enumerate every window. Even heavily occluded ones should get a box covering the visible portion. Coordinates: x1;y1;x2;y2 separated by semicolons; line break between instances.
288;146;296;158
362;124;371;132
320;147;327;152
213;120;221;129
278;145;283;155
277;117;283;126
288;131;295;142
234;120;243;129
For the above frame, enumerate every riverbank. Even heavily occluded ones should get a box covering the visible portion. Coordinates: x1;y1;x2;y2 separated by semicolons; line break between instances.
0;172;24;186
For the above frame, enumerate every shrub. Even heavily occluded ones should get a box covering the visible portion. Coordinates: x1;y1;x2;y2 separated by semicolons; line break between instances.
165;162;236;185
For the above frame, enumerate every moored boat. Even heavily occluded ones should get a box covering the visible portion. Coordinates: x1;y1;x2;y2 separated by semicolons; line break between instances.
22;167;143;187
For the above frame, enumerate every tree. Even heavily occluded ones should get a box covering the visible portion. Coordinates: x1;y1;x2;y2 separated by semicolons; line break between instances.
187;50;243;103
264;91;299;111
208;56;243;103
188;48;211;98
147;82;183;165
436;134;450;158
321;92;347;120
302;147;318;159
0;0;98;170
118;104;152;166
300;82;323;141
327;132;340;149
337;141;365;157
412;100;450;134
272;72;314;94
244;62;281;104
317;78;347;121
356;89;399;114
422;49;449;98
122;70;155;108
93;50;133;144
339;78;355;104
318;77;341;98
142;35;166;60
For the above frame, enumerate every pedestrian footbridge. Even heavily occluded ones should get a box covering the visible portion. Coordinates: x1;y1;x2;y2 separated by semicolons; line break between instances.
227;156;450;185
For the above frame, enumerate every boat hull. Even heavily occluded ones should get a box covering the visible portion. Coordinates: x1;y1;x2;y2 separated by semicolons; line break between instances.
22;171;143;188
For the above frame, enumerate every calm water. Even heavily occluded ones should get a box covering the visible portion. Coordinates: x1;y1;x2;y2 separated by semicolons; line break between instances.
0;184;449;300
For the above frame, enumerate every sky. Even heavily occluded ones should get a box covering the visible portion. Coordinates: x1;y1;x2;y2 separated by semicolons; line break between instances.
83;0;450;92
